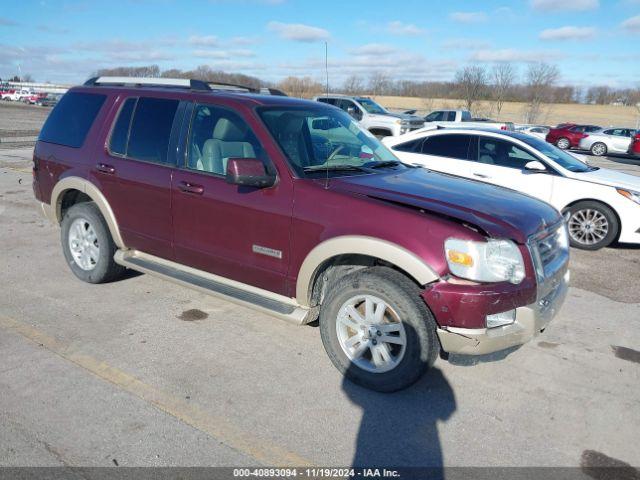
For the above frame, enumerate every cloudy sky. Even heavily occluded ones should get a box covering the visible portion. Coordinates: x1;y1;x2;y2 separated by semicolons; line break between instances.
1;0;639;87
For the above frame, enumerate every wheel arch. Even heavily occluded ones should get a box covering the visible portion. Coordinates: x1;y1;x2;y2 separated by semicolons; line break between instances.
295;236;440;306
562;198;622;240
368;128;393;137
50;176;126;249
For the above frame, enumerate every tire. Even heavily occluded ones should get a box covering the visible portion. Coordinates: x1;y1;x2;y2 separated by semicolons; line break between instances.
319;266;438;392
61;202;125;283
564;201;619;250
556;137;570;150
590;142;607;156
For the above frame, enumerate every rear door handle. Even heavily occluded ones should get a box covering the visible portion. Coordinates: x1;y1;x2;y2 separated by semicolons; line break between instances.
96;163;116;174
473;172;490;179
178;181;204;195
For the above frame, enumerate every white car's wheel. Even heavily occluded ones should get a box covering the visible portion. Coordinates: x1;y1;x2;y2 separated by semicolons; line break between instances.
590;142;607;156
565;201;619;250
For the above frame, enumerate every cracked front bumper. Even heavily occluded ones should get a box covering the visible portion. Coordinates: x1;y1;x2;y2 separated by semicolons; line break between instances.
436;270;570;355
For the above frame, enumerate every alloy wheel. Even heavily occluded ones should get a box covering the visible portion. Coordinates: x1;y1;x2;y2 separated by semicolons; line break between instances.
557;138;570;149
335;294;407;373
68;217;100;271
568;209;609;246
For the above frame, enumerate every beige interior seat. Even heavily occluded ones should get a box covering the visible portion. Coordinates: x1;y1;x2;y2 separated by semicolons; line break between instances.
201;118;256;174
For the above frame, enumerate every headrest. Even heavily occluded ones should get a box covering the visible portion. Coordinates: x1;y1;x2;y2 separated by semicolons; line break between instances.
213;117;248;142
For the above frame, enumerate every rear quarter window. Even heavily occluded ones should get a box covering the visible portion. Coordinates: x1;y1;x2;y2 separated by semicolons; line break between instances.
38;92;107;148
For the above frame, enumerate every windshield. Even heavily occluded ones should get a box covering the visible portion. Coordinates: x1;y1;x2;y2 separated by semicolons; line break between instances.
355;98;387;115
519;136;593;173
259;107;400;177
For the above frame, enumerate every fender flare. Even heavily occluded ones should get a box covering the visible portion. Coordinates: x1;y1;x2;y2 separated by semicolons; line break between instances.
295;235;440;305
50;176;126;249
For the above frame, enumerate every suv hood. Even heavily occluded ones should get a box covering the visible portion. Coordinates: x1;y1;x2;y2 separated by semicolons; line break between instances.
331;168;562;243
569;167;640;192
370;112;424;123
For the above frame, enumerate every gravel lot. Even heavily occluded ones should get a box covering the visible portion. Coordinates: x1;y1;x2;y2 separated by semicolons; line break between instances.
1;105;639;471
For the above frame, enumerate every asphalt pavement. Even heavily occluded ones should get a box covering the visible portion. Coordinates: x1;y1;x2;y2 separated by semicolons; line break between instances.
1;148;639;469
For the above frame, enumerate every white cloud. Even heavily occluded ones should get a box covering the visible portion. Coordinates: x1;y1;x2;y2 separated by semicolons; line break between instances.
539;26;597;40
450;11;488;23
621;15;640;33
267;21;329;42
386;21;425;36
442;38;492;50
470;48;564;62
530;0;599;11
192;49;256;59
349;44;397;56
188;35;218;47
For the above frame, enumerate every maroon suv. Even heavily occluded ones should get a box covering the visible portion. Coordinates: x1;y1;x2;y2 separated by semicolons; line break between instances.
545;123;602;150
33;77;570;391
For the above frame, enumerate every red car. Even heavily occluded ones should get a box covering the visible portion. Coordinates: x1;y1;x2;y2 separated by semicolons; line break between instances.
630;132;640;157
32;77;569;391
545;123;602;150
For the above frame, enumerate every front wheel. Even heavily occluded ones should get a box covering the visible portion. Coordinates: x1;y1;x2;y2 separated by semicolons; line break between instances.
319;267;438;392
564;201;619;250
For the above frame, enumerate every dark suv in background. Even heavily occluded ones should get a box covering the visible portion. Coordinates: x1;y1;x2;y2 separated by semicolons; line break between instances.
33;77;570;392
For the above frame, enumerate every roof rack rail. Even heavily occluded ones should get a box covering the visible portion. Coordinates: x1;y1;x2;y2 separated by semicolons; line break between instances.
83;76;212;91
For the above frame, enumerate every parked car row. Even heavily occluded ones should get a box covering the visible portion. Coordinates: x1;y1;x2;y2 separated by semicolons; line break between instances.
544;123;638;157
0;87;60;107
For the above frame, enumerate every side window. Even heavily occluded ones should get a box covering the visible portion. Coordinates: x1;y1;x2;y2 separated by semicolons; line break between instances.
127;97;179;165
39;92;106;148
393;138;424;153
336;99;362;120
446;111;457;121
477;137;537;169
425;111;444;122
461;111;472;121
603;129;613;135
570;126;585;132
317;98;335;105
421;134;472;160
585;126;601;133
187;104;265;176
109;97;136;156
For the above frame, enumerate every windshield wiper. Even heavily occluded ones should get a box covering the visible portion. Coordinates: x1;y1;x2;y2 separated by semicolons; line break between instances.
303;164;375;173
364;160;403;169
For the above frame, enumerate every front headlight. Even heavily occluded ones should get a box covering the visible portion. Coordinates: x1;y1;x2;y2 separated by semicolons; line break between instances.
617;188;640;205
445;238;526;284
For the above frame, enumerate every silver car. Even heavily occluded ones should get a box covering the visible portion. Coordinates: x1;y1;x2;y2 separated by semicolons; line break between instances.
578;127;637;156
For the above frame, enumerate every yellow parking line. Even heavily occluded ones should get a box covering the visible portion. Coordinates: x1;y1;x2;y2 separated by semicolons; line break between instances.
0;314;313;467
1;166;32;174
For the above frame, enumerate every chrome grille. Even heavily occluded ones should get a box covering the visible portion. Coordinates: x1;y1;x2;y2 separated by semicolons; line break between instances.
529;223;569;281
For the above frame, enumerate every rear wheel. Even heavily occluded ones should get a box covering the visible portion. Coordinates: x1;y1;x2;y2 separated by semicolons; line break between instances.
590;142;607;156
564;201;618;250
61;202;125;283
319;267;438;392
556;137;570;150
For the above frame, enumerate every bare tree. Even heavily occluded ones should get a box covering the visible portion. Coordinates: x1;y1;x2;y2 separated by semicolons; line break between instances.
343;75;364;95
523;62;560;124
454;65;488;113
368;71;392;97
491;63;516;119
277;76;323;98
95;65;161;78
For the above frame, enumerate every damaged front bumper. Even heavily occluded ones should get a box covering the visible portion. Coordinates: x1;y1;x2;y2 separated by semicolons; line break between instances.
428;268;570;356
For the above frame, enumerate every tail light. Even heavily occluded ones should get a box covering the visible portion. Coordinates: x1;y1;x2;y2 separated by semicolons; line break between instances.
500;125;507;130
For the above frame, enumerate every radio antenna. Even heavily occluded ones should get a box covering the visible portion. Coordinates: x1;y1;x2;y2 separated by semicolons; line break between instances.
324;40;331;189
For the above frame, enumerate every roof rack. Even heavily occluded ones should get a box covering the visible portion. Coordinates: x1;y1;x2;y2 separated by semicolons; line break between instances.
84;76;212;91
83;76;287;96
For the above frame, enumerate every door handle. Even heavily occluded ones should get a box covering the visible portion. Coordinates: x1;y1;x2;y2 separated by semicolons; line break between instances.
473;172;490;179
179;181;204;195
96;163;116;174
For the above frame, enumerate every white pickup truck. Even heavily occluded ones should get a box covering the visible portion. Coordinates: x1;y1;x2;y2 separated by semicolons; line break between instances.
314;94;425;138
1;89;34;102
424;109;514;131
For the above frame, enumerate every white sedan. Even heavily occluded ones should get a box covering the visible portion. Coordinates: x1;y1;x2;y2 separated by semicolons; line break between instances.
578;127;636;156
383;127;640;250
516;125;550;140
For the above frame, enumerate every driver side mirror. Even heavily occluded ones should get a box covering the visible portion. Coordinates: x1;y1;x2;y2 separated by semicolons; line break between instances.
226;158;276;188
524;160;547;173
